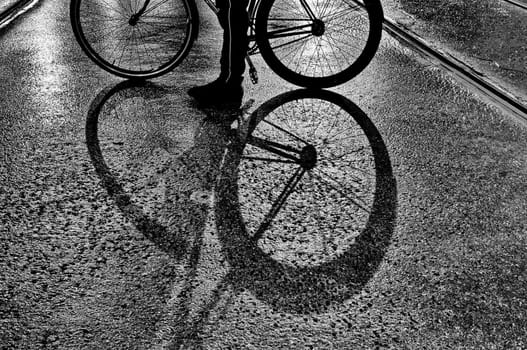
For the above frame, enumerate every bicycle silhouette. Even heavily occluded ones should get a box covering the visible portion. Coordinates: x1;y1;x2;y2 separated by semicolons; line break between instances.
71;0;383;87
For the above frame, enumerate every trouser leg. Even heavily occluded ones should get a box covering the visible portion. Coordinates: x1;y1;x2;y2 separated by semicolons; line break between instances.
216;0;249;84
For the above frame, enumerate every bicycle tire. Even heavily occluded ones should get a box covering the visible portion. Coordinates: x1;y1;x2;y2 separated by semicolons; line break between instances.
70;0;199;80
255;0;383;88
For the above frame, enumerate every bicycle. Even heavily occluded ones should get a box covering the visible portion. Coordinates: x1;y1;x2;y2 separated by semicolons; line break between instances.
70;0;383;88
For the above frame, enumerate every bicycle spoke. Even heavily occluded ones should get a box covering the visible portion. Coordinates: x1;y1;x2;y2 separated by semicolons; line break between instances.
325;31;364;54
247;135;302;162
90;23;131;51
241;156;297;164
142;0;172;16
319;35;356;64
99;0;130;17
268;32;312;52
141;14;182;19
241;151;290;174
140;19;177;27
299;0;316;19
266;22;313;38
75;0;193;77
322;6;361;22
271;0;305;18
317;37;338;76
314;0;328;19
260;118;312;145
259;0;380;82
105;26;132;66
266;17;312;21
310;169;371;213
251;166;306;241
81;21;127;38
133;25;151;70
81;8;124;21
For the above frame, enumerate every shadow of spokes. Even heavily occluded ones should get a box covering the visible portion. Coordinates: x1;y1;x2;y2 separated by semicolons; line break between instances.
215;89;398;314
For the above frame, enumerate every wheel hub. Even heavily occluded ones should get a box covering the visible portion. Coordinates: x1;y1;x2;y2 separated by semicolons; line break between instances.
300;145;317;170
311;19;325;36
129;14;140;26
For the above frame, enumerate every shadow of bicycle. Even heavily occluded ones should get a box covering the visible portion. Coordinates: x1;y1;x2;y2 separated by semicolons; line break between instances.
85;80;234;260
215;88;397;315
85;83;397;348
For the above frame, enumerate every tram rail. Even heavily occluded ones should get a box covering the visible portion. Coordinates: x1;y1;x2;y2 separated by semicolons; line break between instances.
381;16;527;126
0;0;39;29
502;0;527;11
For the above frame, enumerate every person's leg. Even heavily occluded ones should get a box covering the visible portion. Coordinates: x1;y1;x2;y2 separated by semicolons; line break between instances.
188;0;249;107
217;0;249;85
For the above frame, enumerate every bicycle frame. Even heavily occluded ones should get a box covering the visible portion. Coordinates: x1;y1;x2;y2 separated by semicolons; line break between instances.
200;0;317;55
134;0;326;59
199;0;319;83
201;0;262;19
201;0;262;49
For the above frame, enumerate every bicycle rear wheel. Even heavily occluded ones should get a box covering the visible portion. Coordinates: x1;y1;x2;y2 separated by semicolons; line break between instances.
70;0;199;79
255;0;383;88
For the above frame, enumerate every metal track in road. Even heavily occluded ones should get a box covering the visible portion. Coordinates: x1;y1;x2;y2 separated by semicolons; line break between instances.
502;0;527;11
382;16;527;126
0;0;39;30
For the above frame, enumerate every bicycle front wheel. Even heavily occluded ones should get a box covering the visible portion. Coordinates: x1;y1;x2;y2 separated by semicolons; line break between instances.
255;0;383;88
70;0;199;79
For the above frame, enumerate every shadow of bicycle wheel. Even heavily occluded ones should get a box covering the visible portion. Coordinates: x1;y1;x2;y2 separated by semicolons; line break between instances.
215;88;397;314
85;79;232;259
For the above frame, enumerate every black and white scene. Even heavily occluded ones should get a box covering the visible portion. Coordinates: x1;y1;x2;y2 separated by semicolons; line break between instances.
1;0;526;348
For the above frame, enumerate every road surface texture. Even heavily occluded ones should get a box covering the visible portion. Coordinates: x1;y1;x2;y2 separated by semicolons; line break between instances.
382;0;527;104
1;0;526;349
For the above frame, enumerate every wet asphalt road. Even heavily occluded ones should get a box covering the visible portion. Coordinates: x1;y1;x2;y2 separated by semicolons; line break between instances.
1;0;527;349
382;0;527;104
0;0;18;13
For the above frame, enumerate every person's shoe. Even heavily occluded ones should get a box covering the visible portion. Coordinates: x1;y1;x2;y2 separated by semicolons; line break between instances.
188;79;243;108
